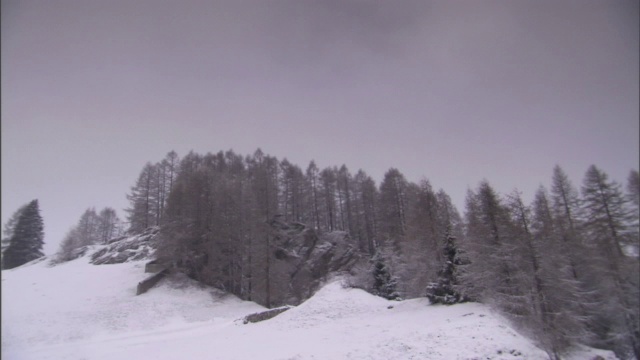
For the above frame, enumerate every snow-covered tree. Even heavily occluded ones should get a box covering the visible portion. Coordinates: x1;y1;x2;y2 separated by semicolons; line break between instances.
56;207;122;262
580;165;639;359
1;203;28;266
2;200;45;269
372;249;400;300
425;230;466;305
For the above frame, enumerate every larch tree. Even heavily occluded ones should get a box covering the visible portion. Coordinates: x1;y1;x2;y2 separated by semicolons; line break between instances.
319;167;337;232
126;162;157;233
526;187;590;358
56;207;122;262
550;165;587;281
580;165;639;359
460;182;528;316
403;179;440;297
2;200;45;270
97;207;122;243
626;170;639;256
627;170;639;208
377;168;409;250
305;161;321;230
336;165;355;236
353;170;379;256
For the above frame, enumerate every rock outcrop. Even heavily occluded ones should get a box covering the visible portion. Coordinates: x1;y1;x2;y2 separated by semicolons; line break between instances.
269;218;362;305
90;227;159;265
242;306;293;324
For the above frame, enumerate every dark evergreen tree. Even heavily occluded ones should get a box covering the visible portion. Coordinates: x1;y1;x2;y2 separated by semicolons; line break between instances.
372;251;400;300
2;200;45;269
425;232;466;305
1;203;28;266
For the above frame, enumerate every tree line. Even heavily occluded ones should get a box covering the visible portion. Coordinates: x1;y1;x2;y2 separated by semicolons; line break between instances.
7;147;634;359
118;149;639;358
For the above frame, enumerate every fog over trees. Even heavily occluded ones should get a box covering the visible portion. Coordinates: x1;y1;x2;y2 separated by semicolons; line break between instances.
45;149;639;359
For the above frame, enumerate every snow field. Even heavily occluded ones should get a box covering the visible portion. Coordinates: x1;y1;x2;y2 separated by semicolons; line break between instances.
2;253;619;360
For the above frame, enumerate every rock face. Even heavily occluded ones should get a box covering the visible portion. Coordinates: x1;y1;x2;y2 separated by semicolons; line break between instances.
91;227;159;265
269;218;361;305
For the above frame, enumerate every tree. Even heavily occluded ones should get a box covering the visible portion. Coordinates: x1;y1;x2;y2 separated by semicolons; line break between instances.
336;165;355;235
353;170;379;256
1;203;28;265
305;161;321;230
97;207;122;244
56;207;122;262
580;165;639;359
425;189;467;305
459;182;528;316
319;167;337;232
126;163;157;233
529;187;590;357
372;249;400;300
627;170;640;208
2;200;45;269
425;231;466;305
378;168;409;250
626;170;639;256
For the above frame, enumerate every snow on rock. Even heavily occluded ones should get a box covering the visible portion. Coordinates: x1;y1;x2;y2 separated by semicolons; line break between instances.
2;254;619;360
90;227;159;265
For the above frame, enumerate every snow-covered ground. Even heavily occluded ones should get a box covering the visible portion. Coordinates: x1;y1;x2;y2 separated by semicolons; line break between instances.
2;254;618;360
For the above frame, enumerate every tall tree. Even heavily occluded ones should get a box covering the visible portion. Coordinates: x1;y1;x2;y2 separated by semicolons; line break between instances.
627;170;640;208
97;207;122;243
126;163;157;233
528;187;590;358
1;203;28;265
403;179;440;297
581;165;639;358
2;200;45;269
378;168;409;250
460;182;527;316
353;170;378;255
319;167;337;232
305;161;321;230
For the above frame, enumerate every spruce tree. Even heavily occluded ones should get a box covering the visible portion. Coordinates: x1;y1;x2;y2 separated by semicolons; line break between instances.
1;203;28;266
372;251;400;300
425;231;466;305
2;200;45;269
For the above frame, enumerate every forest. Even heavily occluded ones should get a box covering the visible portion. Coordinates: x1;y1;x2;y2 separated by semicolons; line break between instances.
55;149;639;360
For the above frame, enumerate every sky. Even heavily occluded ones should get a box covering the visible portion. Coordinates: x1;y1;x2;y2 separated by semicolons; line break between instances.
2;0;638;255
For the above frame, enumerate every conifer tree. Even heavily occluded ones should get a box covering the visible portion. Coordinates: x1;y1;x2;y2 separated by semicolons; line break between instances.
1;203;28;266
372;250;400;300
581;165;639;359
425;230;466;305
2;200;45;269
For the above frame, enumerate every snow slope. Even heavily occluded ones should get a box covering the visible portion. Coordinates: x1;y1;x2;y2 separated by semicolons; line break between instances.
2;254;618;360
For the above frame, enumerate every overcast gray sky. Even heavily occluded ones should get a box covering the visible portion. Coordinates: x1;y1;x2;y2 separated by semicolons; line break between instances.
2;0;638;255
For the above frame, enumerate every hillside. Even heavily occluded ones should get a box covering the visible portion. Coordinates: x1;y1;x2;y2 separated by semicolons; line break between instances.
1;246;618;360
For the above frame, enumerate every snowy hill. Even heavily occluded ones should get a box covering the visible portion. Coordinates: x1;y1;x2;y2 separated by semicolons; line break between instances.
2;252;618;360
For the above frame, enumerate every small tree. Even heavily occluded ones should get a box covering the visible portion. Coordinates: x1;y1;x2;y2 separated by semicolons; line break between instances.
426;232;466;305
2;200;45;269
372;251;400;300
